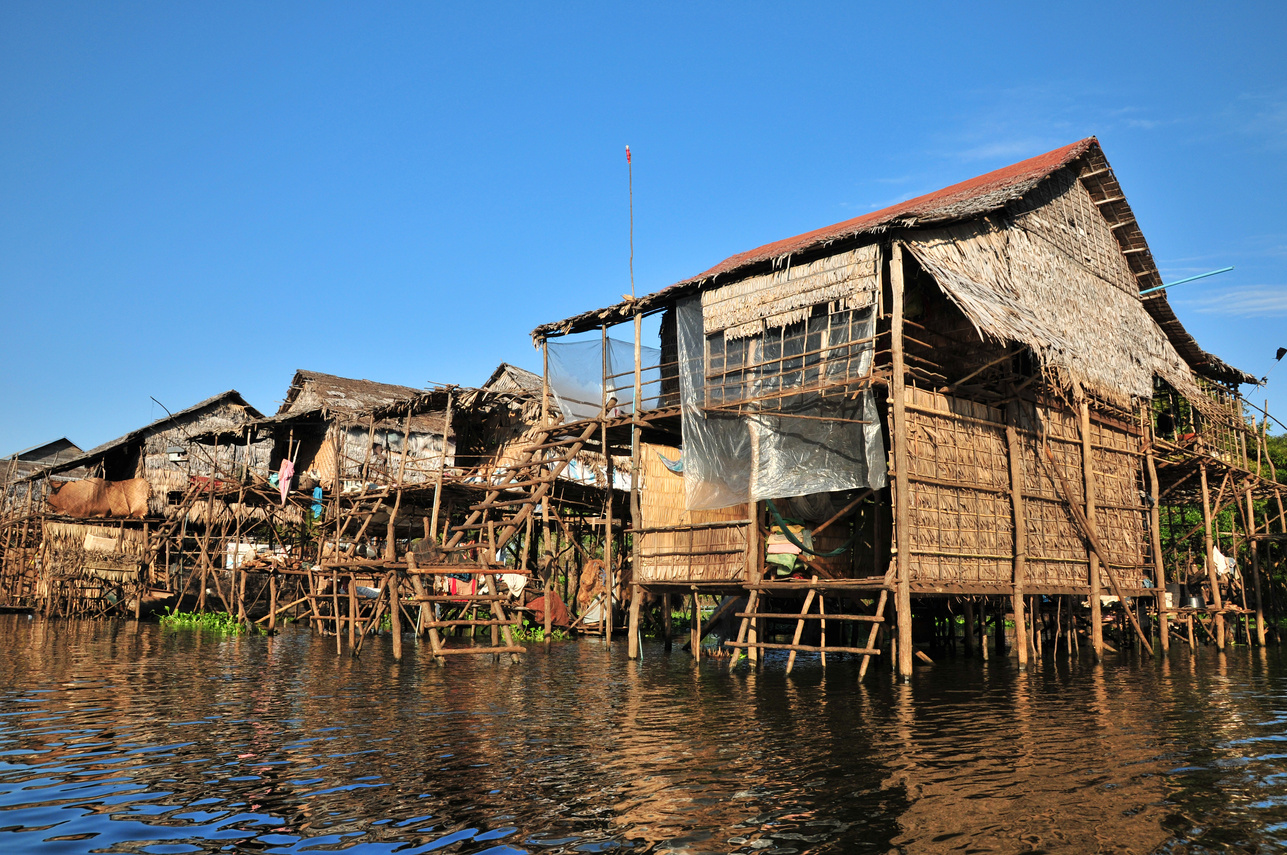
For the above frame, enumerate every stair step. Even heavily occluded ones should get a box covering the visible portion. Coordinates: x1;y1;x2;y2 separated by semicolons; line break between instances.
736;612;882;622
432;645;525;656
724;641;880;655
421;619;520;628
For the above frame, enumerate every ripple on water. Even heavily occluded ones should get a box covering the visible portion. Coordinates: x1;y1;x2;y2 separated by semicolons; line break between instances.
3;618;1287;853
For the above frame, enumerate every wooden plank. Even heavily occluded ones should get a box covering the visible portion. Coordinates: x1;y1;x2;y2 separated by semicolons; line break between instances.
724;641;880;655
736;612;881;622
432;646;526;656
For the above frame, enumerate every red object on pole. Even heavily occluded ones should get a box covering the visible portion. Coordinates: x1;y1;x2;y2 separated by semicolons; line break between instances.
625;145;631;164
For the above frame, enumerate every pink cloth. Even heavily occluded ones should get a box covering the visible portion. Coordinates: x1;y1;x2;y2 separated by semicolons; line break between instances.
278;460;295;506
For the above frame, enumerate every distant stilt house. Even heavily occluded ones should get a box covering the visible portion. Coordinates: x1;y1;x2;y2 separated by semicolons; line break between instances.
530;137;1270;673
300;362;628;654
0;391;268;617
1;439;84;504
269;370;454;492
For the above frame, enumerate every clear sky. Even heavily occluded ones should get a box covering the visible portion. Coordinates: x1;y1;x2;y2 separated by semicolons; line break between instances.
2;1;1285;454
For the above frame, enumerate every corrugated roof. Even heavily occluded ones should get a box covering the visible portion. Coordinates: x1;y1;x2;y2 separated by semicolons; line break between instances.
532;137;1252;386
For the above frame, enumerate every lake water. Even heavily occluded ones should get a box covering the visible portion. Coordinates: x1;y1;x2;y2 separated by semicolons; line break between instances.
3;614;1287;854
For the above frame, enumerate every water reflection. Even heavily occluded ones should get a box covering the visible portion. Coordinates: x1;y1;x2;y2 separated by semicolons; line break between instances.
3;615;1287;853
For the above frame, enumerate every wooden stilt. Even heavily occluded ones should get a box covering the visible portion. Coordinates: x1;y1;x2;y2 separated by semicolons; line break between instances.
785;580;819;675
1080;402;1104;659
1246;487;1267;646
1147;445;1168;653
662;592;673;652
858;589;888;680
1200;464;1225;650
690;589;701;662
390;569;402;661
1005;419;1028;667
889;241;913;680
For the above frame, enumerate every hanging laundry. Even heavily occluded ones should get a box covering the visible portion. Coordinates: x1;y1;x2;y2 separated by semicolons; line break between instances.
278;459;295;506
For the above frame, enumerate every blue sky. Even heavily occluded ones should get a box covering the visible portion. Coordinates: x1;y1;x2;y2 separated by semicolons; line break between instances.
2;1;1285;454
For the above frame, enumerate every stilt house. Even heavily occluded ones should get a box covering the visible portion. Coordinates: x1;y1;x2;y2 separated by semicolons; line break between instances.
531;137;1260;674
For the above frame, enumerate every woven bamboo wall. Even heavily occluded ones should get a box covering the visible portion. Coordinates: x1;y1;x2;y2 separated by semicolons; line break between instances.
638;442;747;584
902;388;1146;591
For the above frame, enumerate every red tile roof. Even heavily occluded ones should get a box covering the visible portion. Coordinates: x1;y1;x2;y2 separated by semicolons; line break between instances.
688;138;1096;284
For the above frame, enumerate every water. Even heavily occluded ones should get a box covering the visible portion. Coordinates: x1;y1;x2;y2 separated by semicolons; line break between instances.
2;616;1287;854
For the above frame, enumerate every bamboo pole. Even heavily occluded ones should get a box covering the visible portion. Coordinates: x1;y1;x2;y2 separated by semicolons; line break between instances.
889;241;913;680
786;580;819;675
390;567;402;661
1079;402;1104;659
602;323;614;640
628;310;644;660
1005;419;1028;667
429;390;454;542
1200;464;1225;650
1246;487;1266;646
1147;444;1168;653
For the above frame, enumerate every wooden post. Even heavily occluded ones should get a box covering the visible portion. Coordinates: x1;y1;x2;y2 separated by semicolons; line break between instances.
332;568;341;653
1080;402;1104;659
889;241;913;680
979;598;989;661
268;573;278;633
1005;420;1028;667
348;574;358;649
1246;486;1266;646
1147;444;1168;653
389;569;403;660
385;406;413;561
1200;464;1225;650
429;390;453;542
628;310;644;660
662;592;673;652
690;588;701;662
600;324;614;640
963;599;975;656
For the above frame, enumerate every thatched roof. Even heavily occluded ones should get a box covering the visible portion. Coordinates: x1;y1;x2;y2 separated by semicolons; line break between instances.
533;138;1252;387
483;363;543;395
32;391;263;478
276;370;427;417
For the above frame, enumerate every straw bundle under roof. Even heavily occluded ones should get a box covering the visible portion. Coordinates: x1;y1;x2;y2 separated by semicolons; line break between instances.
701;245;879;341
905;209;1206;411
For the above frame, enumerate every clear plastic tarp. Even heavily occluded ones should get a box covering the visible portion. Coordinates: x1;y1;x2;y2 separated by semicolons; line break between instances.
547;337;661;423
676;295;887;511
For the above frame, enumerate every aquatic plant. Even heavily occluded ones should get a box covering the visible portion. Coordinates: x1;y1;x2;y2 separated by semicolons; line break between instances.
160;608;259;635
511;624;570;642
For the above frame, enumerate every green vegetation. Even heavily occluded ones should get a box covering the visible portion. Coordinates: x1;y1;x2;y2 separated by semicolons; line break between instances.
511;624;571;642
160;609;260;636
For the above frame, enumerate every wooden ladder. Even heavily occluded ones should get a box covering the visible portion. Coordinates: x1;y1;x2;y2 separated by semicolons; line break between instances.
725;583;888;678
412;410;608;659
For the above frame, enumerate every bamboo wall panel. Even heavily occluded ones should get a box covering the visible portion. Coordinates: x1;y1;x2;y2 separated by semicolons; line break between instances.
905;388;1011;585
902;389;1146;591
638;443;747;584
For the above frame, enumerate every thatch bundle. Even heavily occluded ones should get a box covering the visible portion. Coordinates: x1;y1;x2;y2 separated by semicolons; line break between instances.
906;207;1207;412
701;245;879;341
42;521;146;591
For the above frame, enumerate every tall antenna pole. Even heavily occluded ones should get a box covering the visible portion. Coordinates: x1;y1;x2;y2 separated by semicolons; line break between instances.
627;145;635;299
